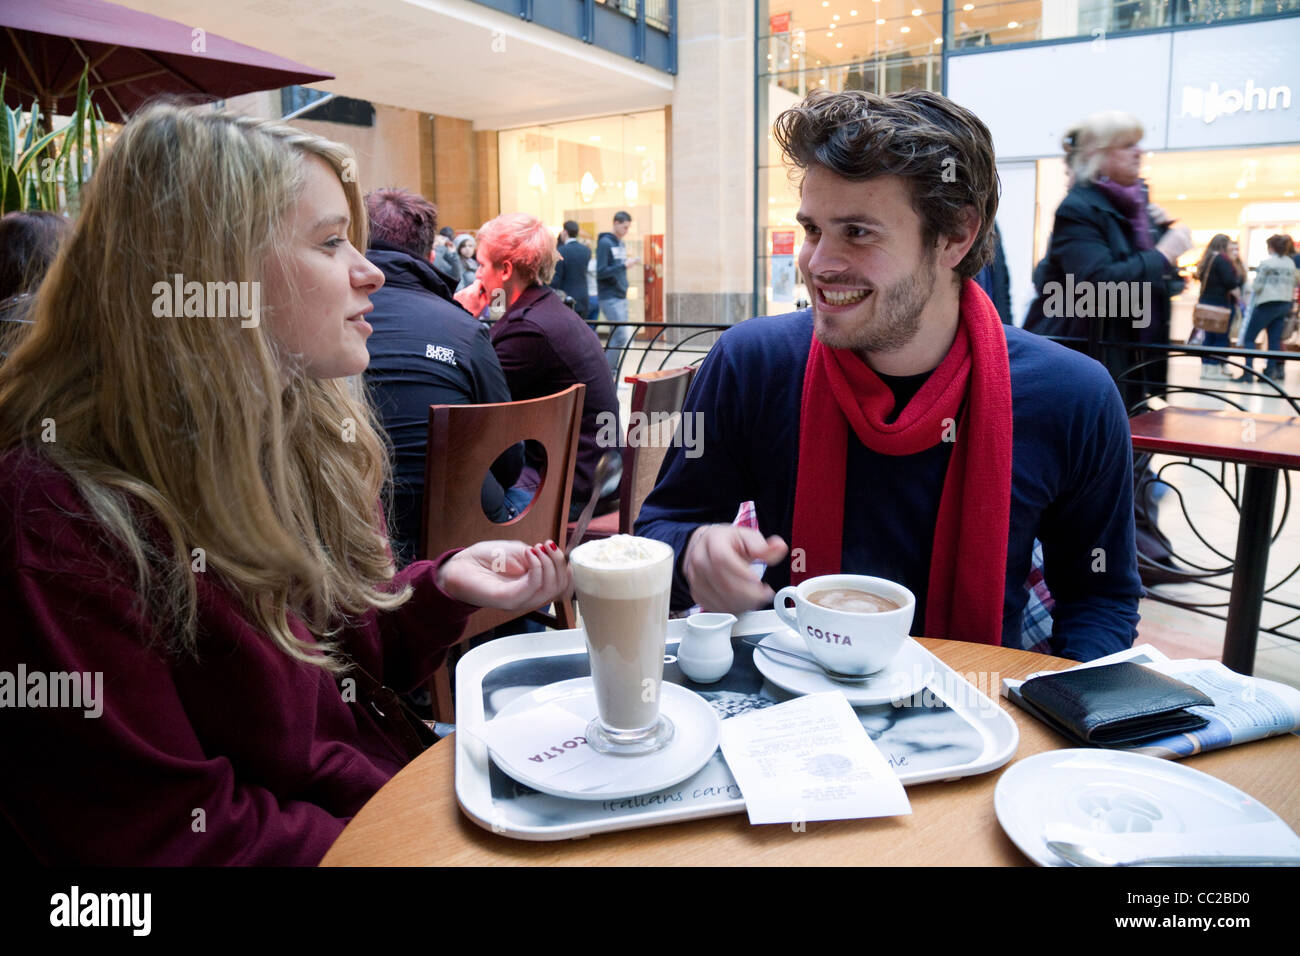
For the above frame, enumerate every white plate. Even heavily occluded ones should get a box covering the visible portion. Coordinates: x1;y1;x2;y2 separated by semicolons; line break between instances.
995;749;1295;866
487;678;721;801
751;626;935;705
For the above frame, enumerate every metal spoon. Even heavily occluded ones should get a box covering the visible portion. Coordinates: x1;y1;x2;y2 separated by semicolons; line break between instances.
566;450;619;556
1047;840;1300;867
740;638;877;684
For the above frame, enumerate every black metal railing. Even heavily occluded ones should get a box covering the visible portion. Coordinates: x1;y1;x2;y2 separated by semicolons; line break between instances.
588;320;728;376
1064;330;1299;647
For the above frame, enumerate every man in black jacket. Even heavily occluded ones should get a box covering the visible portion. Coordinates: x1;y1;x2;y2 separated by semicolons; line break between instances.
550;220;592;319
362;188;522;566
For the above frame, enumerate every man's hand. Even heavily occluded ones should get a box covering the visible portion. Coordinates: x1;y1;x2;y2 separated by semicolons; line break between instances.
453;278;489;316
436;540;571;611
683;525;788;616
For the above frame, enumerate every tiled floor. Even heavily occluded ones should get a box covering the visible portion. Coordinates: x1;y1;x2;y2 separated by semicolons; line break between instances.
611;343;1300;689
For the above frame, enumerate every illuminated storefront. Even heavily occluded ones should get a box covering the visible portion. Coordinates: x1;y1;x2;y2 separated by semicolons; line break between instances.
755;0;1300;321
498;109;668;324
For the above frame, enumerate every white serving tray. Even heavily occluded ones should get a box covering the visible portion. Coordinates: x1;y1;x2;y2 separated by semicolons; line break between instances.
454;610;1019;841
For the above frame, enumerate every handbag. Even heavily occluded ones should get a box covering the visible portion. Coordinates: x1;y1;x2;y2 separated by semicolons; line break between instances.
1192;302;1232;333
336;652;439;760
1192;252;1233;333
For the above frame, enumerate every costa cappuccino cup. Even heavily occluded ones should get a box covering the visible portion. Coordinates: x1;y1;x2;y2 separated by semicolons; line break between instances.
773;574;915;675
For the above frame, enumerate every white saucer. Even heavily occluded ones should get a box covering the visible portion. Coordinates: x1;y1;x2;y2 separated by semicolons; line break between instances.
751;626;934;705
995;749;1298;867
487;678;721;801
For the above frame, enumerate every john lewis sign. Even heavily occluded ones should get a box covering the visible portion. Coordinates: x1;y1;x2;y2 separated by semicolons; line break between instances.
1166;17;1300;148
1180;80;1292;125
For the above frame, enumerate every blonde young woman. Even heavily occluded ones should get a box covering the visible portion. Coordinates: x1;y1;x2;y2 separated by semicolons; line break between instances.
0;104;570;865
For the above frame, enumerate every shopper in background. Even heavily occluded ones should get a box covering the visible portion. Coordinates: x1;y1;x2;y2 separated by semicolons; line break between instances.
1023;110;1191;406
1241;234;1297;381
1194;233;1243;380
972;221;1011;324
0;211;71;358
453;233;479;292
596;210;640;377
551;219;593;318
432;225;461;289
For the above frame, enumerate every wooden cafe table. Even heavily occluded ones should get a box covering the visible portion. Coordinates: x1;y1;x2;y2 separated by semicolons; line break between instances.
1129;406;1300;675
322;637;1300;866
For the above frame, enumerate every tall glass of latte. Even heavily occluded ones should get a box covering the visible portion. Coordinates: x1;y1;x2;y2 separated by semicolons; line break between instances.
570;535;675;756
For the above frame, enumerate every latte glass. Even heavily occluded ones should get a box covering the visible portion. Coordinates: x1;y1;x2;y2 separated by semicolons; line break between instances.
571;535;676;756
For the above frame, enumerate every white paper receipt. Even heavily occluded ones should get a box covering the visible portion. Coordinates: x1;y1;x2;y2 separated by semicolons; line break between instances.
717;691;912;825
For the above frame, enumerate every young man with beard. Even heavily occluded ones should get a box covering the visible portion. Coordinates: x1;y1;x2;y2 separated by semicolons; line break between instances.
635;89;1141;662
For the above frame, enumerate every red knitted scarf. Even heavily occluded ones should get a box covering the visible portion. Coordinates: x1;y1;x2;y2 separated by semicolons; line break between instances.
790;280;1012;645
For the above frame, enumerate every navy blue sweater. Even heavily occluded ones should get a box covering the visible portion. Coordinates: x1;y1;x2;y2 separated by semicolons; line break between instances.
635;310;1142;662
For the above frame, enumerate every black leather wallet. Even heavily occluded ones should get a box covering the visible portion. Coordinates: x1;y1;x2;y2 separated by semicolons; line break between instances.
1018;661;1213;746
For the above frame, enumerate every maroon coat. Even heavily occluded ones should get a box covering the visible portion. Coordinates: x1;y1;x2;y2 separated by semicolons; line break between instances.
0;448;473;865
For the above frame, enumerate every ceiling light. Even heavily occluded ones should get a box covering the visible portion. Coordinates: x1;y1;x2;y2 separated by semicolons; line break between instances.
589;135;600;142
1177;194;1187;200
901;25;911;33
1235;180;1246;189
963;2;974;8
1229;193;1239;199
836;41;843;47
1008;20;1019;27
912;7;922;14
850;8;858;14
833;14;840;21
934;37;942;43
876;17;885;24
580;172;597;202
1285;190;1295;197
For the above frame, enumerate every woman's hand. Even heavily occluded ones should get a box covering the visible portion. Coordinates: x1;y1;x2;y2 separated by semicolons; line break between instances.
436;540;571;612
453;279;489;316
1155;226;1192;264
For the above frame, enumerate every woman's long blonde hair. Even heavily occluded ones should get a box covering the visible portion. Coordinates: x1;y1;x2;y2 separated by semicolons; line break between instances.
0;102;408;671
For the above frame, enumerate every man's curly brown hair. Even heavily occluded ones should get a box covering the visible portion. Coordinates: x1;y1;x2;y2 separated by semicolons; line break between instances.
772;88;999;280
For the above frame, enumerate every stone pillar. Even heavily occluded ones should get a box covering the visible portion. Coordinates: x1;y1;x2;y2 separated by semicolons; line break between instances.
667;0;756;330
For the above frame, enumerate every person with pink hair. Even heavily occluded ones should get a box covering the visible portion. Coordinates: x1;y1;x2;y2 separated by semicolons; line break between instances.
456;213;622;521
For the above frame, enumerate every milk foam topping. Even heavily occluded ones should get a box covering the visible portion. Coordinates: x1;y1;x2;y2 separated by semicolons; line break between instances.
570;534;673;598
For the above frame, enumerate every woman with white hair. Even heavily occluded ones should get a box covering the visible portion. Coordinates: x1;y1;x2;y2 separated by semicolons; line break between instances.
0;104;570;864
1024;110;1192;403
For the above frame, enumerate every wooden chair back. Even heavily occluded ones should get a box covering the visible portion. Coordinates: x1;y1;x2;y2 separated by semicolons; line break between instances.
619;366;699;532
422;383;585;640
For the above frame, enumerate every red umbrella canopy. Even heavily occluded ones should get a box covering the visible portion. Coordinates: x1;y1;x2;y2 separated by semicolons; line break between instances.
0;0;334;123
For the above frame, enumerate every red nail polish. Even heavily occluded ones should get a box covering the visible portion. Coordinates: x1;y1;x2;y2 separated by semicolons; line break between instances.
548;542;558;553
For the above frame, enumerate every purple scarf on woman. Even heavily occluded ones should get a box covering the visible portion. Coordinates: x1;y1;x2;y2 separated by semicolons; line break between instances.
1093;177;1154;250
